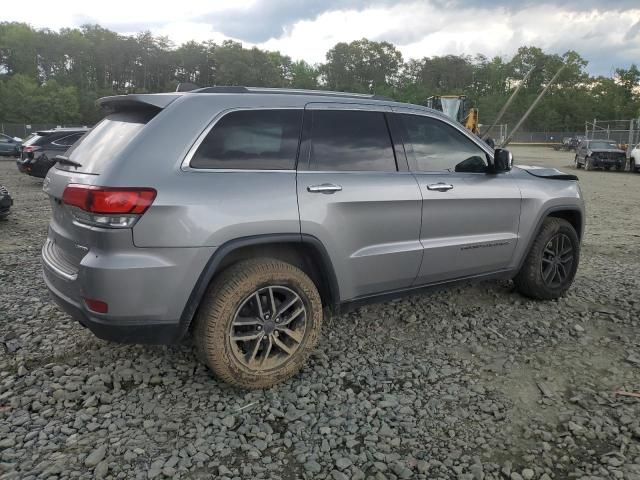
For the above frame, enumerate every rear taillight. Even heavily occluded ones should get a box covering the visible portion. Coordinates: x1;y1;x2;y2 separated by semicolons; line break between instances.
23;146;41;153
62;184;156;228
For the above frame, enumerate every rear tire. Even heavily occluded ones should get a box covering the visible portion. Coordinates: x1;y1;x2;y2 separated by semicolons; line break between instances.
574;155;581;169
194;258;323;389
631;159;636;172
514;218;580;300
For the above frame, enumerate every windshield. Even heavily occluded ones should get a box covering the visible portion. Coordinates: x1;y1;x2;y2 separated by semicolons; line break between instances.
58;110;156;173
589;141;618;150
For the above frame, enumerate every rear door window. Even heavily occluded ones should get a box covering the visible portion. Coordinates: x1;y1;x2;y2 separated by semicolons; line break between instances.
190;109;303;170
308;110;397;171
58;111;156;173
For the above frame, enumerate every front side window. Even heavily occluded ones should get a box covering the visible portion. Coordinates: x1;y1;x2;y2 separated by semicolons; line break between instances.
309;110;397;172
400;114;488;173
191;109;303;170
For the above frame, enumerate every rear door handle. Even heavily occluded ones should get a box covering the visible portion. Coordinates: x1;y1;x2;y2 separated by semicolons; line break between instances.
307;183;342;194
426;183;454;192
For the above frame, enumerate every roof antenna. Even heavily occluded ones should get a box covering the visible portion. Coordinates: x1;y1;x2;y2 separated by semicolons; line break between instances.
176;82;200;92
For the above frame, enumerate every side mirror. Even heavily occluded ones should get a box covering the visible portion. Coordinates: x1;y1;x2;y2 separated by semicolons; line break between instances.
492;148;513;172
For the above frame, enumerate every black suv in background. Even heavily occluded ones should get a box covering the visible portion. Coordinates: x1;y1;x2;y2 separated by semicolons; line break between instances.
574;139;626;171
17;128;89;178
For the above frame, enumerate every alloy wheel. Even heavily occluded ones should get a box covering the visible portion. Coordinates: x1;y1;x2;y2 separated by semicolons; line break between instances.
229;285;307;371
541;233;574;288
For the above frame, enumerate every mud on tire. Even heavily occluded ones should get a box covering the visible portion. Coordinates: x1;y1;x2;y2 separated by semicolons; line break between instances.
194;258;323;389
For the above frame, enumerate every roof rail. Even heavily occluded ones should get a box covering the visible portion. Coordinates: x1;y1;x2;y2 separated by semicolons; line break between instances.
191;86;394;101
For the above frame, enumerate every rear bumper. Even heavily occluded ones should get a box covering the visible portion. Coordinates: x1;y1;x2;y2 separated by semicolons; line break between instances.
43;271;183;344
41;238;216;345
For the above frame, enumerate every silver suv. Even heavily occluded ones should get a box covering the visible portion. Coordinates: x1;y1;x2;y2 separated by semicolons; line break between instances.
41;87;585;388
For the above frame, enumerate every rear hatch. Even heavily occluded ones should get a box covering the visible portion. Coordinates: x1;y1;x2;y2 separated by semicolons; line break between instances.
20;132;49;160
43;109;160;283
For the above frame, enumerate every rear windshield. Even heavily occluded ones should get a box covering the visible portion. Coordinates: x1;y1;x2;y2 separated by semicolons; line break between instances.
58;111;156;173
23;133;46;146
589;141;617;150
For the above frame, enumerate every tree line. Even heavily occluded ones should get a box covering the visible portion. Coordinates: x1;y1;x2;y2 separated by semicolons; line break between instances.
1;22;639;131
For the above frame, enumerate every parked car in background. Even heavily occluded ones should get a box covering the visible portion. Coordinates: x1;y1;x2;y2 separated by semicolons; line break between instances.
41;87;584;389
0;184;13;219
0;133;22;157
16;128;88;178
630;143;640;173
574;139;626;171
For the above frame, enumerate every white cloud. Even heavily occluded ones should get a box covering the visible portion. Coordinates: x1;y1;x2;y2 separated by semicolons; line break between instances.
2;0;639;75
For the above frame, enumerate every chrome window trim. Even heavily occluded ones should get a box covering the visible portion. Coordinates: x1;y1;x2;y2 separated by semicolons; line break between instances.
180;107;304;172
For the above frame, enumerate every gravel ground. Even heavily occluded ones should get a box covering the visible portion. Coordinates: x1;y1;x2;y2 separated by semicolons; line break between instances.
1;146;639;480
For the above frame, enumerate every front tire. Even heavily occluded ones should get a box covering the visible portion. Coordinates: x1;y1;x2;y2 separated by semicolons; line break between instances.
194;258;323;389
631;158;637;172
584;156;593;171
514;218;580;300
574;155;581;169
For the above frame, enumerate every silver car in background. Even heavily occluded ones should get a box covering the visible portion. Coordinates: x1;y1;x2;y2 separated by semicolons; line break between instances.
41;87;585;388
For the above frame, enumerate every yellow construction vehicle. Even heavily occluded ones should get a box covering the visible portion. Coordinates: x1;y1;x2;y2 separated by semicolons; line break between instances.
426;95;479;134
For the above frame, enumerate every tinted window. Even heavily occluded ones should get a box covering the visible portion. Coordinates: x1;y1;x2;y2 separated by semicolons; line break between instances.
23;133;46;146
53;133;85;147
191;110;302;170
400;114;488;173
309;110;396;171
60;111;156;173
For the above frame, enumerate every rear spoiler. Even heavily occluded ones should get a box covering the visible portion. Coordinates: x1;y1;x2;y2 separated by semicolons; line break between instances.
97;93;182;111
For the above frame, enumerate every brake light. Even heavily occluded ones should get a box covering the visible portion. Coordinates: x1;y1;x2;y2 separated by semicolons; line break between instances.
62;184;156;228
23;146;41;153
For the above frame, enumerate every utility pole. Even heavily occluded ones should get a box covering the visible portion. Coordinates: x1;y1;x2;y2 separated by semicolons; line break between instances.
627;119;635;169
592;118;597;140
501;65;566;147
481;65;536;140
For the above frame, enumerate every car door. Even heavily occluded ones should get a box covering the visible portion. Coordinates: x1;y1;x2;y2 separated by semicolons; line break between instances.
0;134;13;155
297;104;423;301
393;109;522;285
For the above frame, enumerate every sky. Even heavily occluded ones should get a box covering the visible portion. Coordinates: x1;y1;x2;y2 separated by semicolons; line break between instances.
3;0;640;76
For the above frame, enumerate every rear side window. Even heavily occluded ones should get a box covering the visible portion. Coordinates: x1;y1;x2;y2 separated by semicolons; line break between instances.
190;110;302;170
59;110;156;173
309;110;396;171
52;132;85;147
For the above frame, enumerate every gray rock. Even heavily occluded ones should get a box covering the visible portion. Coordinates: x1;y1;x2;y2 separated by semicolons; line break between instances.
94;460;109;479
84;445;107;467
221;415;235;428
521;468;534;480
304;460;322;473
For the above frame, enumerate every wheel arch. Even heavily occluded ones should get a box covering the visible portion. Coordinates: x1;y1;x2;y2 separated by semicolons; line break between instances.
516;205;584;273
178;234;339;339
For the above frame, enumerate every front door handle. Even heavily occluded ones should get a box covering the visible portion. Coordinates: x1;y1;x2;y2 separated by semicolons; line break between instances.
427;183;454;192
307;183;342;194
